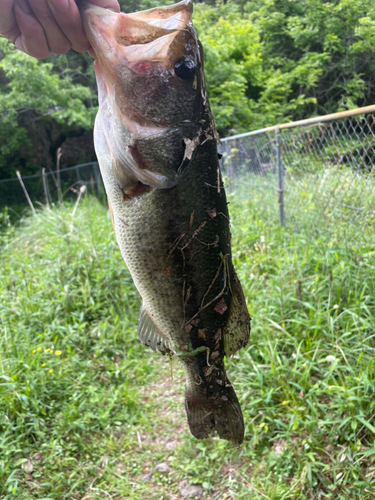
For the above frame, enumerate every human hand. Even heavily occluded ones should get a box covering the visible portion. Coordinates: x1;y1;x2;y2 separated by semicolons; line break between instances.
0;0;120;59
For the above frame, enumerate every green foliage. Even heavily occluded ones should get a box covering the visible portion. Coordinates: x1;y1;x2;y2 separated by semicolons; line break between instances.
0;39;95;129
193;0;375;132
1;0;375;169
194;3;262;132
0;47;93;130
0;125;31;170
250;0;375;123
119;0;175;12
1;192;375;498
0;40;96;176
0;199;152;497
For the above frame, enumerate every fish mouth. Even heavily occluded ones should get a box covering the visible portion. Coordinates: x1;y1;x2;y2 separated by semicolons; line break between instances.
81;0;197;132
82;0;201;192
80;0;193;74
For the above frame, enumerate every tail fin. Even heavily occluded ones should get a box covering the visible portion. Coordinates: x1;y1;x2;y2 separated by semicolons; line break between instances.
184;384;244;445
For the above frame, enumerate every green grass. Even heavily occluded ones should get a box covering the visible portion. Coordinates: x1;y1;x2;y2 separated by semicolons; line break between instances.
1;190;375;499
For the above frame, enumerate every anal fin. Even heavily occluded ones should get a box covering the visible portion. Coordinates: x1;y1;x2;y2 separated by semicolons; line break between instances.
223;272;250;357
137;304;173;355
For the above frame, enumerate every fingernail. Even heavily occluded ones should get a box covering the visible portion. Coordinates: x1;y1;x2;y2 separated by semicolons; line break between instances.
48;0;71;12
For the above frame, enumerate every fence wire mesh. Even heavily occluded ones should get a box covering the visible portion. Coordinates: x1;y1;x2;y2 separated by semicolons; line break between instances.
219;110;375;248
0;162;104;216
1;108;375;249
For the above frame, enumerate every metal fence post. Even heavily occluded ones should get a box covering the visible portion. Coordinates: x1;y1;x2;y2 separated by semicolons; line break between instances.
276;130;285;225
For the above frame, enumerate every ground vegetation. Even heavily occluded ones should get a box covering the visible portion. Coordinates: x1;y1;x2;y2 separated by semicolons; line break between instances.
1;195;375;499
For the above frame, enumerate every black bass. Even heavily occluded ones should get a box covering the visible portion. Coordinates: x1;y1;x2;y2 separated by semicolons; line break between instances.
81;0;250;444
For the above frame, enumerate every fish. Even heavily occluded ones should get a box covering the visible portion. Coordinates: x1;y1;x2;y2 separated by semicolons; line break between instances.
80;0;250;444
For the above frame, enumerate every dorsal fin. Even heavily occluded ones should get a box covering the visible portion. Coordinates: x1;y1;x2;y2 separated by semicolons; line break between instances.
137;304;173;355
222;272;250;357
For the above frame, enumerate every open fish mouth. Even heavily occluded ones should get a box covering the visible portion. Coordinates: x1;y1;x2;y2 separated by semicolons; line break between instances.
80;0;203;193
83;4;191;72
81;0;197;125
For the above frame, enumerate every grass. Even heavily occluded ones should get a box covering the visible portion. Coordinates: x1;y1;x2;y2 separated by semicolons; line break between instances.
1;186;375;499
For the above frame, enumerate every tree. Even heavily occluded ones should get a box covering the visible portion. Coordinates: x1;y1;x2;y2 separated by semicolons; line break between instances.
249;0;375;123
0;40;96;178
1;0;375;175
194;3;263;134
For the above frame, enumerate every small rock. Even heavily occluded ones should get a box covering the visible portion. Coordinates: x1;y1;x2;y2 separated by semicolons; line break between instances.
22;460;33;473
154;462;172;474
165;441;176;451
178;479;204;499
141;472;153;482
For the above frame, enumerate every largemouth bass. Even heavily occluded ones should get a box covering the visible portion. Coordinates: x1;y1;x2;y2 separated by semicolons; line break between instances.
81;0;250;444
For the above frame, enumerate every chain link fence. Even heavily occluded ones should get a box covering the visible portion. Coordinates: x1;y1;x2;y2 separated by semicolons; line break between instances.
219;105;375;247
2;105;375;248
0;162;104;217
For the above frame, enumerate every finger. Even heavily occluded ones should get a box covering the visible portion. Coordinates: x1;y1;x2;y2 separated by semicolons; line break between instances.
47;0;90;53
0;0;17;36
0;25;21;46
14;0;51;58
28;0;71;54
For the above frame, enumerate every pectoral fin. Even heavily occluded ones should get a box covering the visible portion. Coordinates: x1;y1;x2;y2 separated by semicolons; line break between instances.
223;273;250;357
138;304;173;355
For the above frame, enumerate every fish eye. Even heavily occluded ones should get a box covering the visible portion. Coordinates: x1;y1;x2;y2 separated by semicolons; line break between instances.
174;57;196;80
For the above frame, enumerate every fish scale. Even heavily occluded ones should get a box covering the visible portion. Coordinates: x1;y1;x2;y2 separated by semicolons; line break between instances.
115;141;228;348
81;0;250;444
